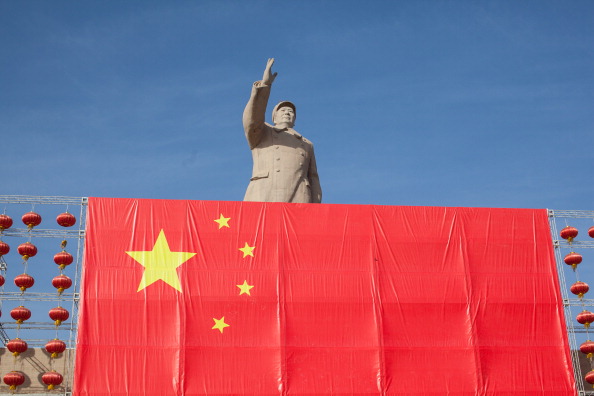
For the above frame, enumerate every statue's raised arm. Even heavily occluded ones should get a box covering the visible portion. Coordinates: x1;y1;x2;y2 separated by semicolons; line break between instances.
262;58;277;86
242;59;322;204
242;59;274;149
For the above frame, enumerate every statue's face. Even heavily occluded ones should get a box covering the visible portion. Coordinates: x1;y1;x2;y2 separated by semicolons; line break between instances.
274;106;295;127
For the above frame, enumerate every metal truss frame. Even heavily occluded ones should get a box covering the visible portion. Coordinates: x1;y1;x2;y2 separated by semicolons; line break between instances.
0;195;87;395
549;209;594;396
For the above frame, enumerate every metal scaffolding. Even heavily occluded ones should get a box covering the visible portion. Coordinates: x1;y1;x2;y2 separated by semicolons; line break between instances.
549;209;594;395
0;195;86;395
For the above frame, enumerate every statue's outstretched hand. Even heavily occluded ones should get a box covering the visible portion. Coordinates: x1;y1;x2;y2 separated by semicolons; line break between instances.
262;58;277;85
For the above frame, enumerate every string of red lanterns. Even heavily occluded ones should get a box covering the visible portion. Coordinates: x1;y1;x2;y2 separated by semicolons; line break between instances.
42;211;77;390
46;211;77;390
563;225;594;388
0;208;78;392
4;212;34;392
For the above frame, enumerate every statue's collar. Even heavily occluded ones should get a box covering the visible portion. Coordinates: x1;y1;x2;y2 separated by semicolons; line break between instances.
274;127;302;139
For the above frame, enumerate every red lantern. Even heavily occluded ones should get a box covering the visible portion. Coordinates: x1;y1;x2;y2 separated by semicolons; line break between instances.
3;371;25;391
570;281;589;298
21;211;41;229
7;338;28;357
577;310;594;328
11;306;31;324
581;340;594;359
589;226;594;238
49;307;69;326
564;252;583;270
0;274;4;287
56;212;76;227
0;240;9;256
18;242;37;260
14;273;34;292
42;370;63;390
52;275;72;294
560;226;578;242
54;251;73;269
45;339;66;358
586;370;594;388
0;214;13;230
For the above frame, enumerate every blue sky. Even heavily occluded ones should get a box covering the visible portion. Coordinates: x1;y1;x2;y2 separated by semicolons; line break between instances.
2;0;592;209
1;0;594;366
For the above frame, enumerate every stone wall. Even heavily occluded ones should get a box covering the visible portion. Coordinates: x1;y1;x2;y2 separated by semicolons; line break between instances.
0;347;72;394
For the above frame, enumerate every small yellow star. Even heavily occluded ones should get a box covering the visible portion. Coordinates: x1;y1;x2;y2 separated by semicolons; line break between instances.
212;317;229;333
126;230;196;292
238;242;255;258
237;280;254;296
214;214;230;229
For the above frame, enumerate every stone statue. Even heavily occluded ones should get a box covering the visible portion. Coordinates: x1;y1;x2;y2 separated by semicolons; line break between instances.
243;58;322;203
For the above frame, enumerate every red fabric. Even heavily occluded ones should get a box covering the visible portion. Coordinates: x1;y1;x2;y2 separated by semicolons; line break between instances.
73;198;575;395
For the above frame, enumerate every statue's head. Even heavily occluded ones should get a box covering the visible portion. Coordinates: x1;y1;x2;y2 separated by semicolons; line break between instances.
272;101;296;128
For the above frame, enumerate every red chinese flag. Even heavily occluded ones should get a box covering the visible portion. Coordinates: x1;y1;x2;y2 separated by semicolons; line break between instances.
73;198;575;395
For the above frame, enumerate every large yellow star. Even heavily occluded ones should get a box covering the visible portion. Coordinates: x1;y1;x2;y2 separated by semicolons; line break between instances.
238;242;255;258
214;214;230;229
126;230;197;292
212;317;229;333
237;280;254;296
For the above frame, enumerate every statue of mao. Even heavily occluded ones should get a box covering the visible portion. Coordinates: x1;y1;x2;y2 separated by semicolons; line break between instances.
243;58;322;203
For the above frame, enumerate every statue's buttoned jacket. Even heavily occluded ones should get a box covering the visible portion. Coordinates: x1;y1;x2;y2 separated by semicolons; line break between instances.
243;81;322;203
